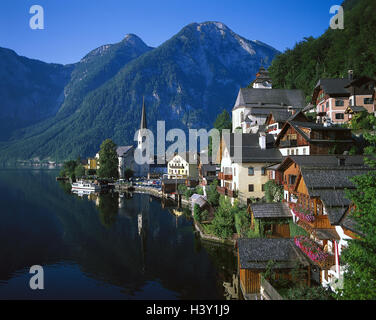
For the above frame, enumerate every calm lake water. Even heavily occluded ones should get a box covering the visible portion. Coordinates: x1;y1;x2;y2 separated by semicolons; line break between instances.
0;169;237;300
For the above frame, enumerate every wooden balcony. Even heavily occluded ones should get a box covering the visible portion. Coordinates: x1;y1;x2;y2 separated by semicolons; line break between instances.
217;186;227;196
218;172;233;180
280;140;298;147
216;186;238;198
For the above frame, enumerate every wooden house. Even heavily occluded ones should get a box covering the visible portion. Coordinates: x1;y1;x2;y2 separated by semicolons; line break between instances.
277;155;374;289
274;120;353;156
238;238;310;299
249;203;292;238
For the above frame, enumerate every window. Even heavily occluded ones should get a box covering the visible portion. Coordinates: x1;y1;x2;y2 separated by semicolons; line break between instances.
303;148;306;155
248;167;254;176
326;102;329;109
288;175;297;185
335;113;345;120
364;98;374;104
248;184;254;192
261;167;267;176
296;149;299;155
291;149;295;155
335;100;344;107
262;184;266;192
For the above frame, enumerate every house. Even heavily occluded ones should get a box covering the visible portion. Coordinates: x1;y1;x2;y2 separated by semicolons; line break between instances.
117;146;135;179
274;120;353;156
232;67;305;133
238;238;310;299
277;155;374;289
311;71;375;124
84;158;99;171
265;110;308;139
249;203;292;238
198;155;217;186
218;132;282;204
167;152;199;179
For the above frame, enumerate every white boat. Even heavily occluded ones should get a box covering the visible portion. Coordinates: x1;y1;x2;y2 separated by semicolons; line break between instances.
71;180;101;192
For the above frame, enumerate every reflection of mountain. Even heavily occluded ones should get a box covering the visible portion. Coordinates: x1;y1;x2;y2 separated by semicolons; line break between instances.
0;170;235;299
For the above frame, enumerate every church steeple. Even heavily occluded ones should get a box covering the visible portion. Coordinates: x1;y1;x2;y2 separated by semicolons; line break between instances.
140;96;147;130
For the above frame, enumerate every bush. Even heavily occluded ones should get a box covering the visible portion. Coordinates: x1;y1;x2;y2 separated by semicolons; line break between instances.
195;186;204;195
211;196;235;239
206;180;220;207
193;204;202;222
264;180;283;203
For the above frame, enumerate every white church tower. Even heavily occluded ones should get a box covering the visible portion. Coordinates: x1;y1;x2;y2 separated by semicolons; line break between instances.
136;97;151;177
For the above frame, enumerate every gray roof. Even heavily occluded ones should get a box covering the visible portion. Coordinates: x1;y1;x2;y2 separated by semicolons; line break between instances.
224;133;282;163
286;155;367;168
315;79;351;96
315;229;340;240
269;110;292;123
340;215;363;236
238;238;309;270
116;146;133;157
190;194;208;208
345;105;367;113
251;203;292;219
234;88;305;110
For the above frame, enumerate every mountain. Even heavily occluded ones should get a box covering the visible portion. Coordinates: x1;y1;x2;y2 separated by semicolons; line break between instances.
0;21;279;162
269;0;376;102
0;48;73;140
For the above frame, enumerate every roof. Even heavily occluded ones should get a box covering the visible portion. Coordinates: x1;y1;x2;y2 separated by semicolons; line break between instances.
166;152;200;163
190;194;208;208
269;110;292;123
116;146;133;157
345;105;367;113
140;97;147;129
234;88;305;110
340;215;363;236
238;238;309;270
250;203;292;219
277;155;373;225
224;133;282;163
315;229;340;240
315;78;351;96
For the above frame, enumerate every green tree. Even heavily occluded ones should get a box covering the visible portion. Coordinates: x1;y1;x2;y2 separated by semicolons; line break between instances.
211;196;235;239
209;109;232;156
74;164;85;178
264;180;284;203
339;133;376;299
124;168;134;181
206;180;220;207
60;160;78;179
97;139;119;179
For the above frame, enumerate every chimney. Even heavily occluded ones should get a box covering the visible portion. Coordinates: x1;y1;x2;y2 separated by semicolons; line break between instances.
348;70;353;81
259;132;266;150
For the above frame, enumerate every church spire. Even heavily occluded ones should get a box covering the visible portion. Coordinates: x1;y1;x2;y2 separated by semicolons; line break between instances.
140;96;147;130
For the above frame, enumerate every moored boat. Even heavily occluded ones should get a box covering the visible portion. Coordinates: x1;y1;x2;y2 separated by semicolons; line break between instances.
71;180;101;192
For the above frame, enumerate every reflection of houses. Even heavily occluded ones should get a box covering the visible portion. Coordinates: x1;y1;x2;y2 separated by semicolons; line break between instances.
311;71;375;124
167;152;199;179
218;133;282;204
232;67;305;133
275;119;353;156
249;203;292;238
238;238;310;300
277;155;373;289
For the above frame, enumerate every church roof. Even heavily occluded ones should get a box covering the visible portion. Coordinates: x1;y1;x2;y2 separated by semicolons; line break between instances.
233;88;305;110
140;97;147;129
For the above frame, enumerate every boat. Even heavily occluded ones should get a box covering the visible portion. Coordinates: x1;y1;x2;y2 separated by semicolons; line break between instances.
71;180;101;192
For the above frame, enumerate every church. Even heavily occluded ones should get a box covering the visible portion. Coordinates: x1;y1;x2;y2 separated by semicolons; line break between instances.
232;67;305;134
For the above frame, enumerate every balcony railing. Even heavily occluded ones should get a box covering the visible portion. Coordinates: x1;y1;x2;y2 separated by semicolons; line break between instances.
216;186;238;198
280;140;298;147
294;236;336;270
218;172;233;180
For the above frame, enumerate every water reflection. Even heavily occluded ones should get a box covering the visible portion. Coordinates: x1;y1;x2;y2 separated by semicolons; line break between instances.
0;169;237;299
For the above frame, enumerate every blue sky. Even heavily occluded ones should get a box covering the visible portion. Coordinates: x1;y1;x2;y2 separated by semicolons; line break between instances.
0;0;341;64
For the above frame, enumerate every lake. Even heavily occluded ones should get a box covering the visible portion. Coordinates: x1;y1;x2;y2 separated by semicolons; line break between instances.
0;169;237;300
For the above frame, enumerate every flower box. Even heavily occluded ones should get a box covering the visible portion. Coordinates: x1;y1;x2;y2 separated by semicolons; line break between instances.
294;236;328;263
291;204;315;223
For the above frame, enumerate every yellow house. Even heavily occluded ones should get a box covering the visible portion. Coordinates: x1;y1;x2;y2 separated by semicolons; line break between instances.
84;158;99;170
167;152;199;179
218;133;282;205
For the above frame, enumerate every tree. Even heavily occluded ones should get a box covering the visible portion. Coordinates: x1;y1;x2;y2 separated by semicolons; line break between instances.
124;168;134;181
97;139;119;179
206;180;220;207
59;160;78;179
264;180;284;203
211;196;235;239
340;133;376;299
209;109;232;156
74;164;85;178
